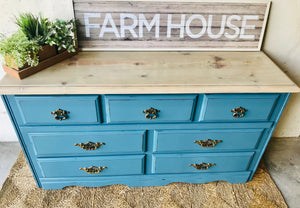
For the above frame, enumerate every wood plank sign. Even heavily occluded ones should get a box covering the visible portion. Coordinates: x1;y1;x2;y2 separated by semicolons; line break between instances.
73;0;270;51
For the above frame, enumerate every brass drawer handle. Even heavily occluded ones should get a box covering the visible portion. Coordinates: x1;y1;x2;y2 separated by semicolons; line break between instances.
51;109;70;120
142;107;160;119
194;139;222;148
190;162;216;170
79;166;107;174
231;106;247;118
75;142;105;150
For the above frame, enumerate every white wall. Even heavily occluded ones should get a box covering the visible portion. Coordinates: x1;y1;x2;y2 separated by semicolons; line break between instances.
0;0;74;36
0;0;299;141
263;0;300;137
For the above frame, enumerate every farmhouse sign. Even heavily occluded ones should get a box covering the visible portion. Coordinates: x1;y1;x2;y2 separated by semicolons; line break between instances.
73;1;270;50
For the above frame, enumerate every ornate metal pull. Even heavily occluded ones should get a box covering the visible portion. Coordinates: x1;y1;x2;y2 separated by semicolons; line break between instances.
190;163;216;170
79;166;107;174
194;139;222;148
75;142;105;150
142;107;160;119
231;106;247;118
51;109;70;120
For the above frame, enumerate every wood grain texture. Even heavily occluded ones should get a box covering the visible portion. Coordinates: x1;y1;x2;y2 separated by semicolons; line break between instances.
0;51;298;94
73;1;270;51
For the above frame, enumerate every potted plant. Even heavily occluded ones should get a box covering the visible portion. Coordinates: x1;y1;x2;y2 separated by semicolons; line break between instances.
16;13;57;61
0;31;41;70
0;13;78;79
46;19;77;53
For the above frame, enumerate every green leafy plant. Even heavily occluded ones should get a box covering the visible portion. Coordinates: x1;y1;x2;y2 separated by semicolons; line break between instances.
0;31;41;68
46;19;76;53
15;13;52;46
0;13;77;70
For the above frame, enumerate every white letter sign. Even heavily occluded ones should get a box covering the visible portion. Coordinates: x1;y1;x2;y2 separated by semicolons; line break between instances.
74;1;271;50
139;14;160;38
185;15;207;38
84;13;100;38
100;13;120;38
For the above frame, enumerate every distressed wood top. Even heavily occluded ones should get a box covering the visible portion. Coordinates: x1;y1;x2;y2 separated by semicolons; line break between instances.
0;51;299;94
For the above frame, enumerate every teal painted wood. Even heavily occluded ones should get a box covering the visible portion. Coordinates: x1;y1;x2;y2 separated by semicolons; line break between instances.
8;95;101;125
247;93;291;180
1;95;42;187
153;129;264;152
199;94;279;122
37;155;145;177
2;93;290;189
39;171;251;190
19;121;273;131
26;130;145;157
152;152;254;174
104;94;197;123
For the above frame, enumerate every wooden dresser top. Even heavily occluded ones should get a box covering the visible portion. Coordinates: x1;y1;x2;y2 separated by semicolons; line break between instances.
0;51;299;94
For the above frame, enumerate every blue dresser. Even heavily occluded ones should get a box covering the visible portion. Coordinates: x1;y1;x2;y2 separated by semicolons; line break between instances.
0;51;298;189
1;93;290;189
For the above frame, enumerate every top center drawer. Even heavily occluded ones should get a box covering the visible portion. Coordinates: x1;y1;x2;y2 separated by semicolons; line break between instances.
104;95;197;123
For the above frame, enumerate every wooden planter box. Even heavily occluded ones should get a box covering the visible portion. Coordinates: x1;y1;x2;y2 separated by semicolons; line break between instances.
4;56;29;71
4;45;57;71
3;49;78;79
38;45;57;61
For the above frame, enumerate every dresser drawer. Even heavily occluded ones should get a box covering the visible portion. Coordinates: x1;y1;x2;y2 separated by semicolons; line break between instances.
37;155;145;177
27;130;145;157
152;152;254;174
153;129;264;152
199;94;279;122
10;95;101;125
104;95;197;123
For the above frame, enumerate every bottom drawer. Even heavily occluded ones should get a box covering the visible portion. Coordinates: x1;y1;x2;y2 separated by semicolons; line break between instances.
152;152;254;174
39;171;251;189
37;155;145;177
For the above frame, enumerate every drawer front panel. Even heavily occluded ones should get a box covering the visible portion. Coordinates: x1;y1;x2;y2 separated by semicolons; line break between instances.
38;155;145;177
152;152;254;174
199;94;279;122
28;131;145;157
104;95;197;123
12;95;101;125
153;129;264;152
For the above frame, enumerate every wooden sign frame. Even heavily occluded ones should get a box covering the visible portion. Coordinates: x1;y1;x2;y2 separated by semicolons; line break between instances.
73;0;271;51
